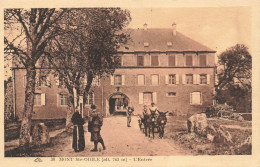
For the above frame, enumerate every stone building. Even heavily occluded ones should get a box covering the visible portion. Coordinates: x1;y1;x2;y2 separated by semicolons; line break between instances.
12;24;216;119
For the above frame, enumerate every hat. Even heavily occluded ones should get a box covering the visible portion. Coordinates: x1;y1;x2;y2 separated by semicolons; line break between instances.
91;104;96;109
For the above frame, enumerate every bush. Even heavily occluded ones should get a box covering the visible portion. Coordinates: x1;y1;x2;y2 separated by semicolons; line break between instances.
205;104;234;118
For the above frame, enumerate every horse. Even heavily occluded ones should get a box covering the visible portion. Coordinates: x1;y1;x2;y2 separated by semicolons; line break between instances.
138;114;145;130
144;113;158;139
156;111;168;138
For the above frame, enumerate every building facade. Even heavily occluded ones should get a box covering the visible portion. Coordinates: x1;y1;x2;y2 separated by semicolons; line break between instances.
12;24;216;119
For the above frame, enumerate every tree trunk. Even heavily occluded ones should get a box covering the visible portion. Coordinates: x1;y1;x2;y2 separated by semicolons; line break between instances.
66;88;80;128
19;64;36;154
66;92;74;127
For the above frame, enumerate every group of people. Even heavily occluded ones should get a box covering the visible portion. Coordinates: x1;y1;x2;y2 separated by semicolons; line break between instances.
71;104;105;152
71;102;158;152
126;102;158;127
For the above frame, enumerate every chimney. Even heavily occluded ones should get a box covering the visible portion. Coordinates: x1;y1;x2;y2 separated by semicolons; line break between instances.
143;23;148;31
172;22;177;36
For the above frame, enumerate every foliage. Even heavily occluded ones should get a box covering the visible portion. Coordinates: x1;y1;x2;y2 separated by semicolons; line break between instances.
46;8;131;97
44;8;131;125
4;8;67;152
215;44;252;113
205;103;234;118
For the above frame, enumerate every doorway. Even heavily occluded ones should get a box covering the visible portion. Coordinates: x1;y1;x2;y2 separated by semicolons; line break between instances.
109;93;129;115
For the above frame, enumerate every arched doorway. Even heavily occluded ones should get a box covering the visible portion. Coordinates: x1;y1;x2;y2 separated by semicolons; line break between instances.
108;92;129;115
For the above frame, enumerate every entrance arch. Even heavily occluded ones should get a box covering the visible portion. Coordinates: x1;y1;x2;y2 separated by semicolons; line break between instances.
108;92;129;115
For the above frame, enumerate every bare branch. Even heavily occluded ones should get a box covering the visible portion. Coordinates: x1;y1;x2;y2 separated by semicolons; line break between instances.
16;9;32;42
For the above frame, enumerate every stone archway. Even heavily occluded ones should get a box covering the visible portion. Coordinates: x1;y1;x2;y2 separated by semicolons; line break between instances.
108;92;129;115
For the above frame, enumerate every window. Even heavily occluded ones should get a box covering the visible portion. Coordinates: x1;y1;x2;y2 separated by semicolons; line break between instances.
39;76;47;86
169;74;176;84
34;93;45;106
167;92;176;97
114;75;122;85
137;74;145;86
114;56;121;66
151;56;159;66
186;74;193;84
191;92;202;105
37;75;50;87
151;74;159;85
111;74;125;85
122;54;135;66
144;42;149;47
186;55;193;66
60;94;68;106
199;55;207;66
143;92;152;105
137;56;144;66
55;74;64;86
169;55;176;66
200;74;207;84
34;93;41;106
86;93;94;105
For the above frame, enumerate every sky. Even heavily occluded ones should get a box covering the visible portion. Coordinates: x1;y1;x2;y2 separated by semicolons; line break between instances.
4;6;252;79
126;7;251;54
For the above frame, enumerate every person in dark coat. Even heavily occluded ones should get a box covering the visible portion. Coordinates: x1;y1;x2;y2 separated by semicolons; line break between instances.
88;104;106;152
88;104;96;142
71;108;85;152
127;106;134;127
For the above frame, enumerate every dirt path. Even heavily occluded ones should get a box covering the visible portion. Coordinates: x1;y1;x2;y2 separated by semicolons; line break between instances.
38;116;189;156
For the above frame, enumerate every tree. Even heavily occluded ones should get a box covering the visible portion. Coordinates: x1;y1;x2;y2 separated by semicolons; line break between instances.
45;8;131;126
215;44;252;112
4;8;67;153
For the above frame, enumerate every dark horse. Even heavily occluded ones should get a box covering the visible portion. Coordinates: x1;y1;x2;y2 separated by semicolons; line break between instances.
157;111;168;138
143;111;168;139
144;113;157;139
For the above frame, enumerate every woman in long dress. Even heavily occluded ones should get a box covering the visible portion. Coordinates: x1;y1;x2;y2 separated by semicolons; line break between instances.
71;109;85;152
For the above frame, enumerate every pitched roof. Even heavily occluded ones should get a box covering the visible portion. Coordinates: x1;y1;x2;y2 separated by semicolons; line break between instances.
118;28;215;52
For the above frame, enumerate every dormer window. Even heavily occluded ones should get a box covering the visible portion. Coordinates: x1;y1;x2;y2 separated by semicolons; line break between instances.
144;42;149;47
167;42;172;46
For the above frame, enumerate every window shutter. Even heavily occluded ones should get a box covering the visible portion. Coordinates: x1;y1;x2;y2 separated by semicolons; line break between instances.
57;94;60;106
182;74;186;84
165;75;169;84
47;76;51;86
110;75;114;85
122;75;125;85
193;55;195;66
199;74;202;84
207;74;210;84
139;92;143;104
193;74;197;84
190;93;192;104
152;92;157;104
196;75;199;84
176;74;179;84
200;92;202;104
41;93;46;106
55;75;60;86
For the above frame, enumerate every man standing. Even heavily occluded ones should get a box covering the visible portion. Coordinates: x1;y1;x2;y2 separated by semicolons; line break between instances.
127;106;134;127
71;108;85;152
88;104;106;152
149;102;158;116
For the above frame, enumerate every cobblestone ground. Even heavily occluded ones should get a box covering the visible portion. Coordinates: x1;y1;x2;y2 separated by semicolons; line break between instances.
34;116;190;157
